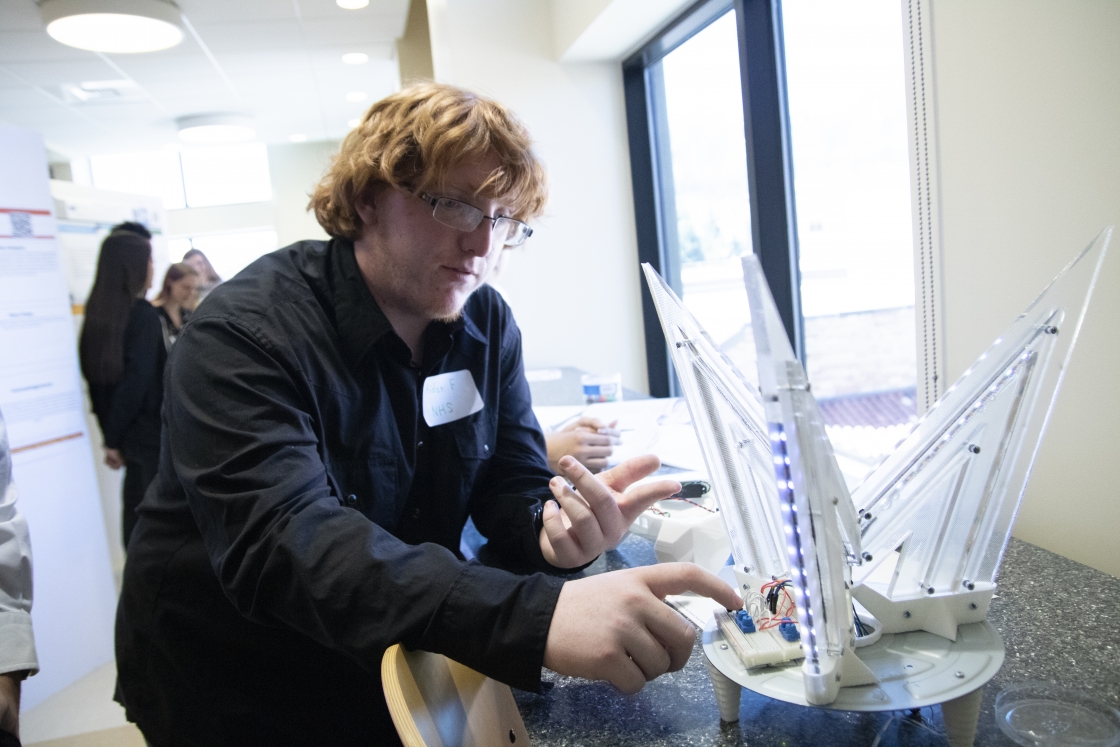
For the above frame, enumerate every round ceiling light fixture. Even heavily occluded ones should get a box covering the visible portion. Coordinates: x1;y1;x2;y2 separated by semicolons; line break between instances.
341;52;369;65
176;113;256;145
41;0;184;53
336;0;369;9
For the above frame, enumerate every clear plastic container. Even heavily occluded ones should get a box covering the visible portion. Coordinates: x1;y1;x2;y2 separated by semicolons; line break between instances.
995;682;1120;747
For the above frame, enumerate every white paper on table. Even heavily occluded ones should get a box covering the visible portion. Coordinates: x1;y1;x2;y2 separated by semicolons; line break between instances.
583;397;690;431
607;423;705;471
532;405;586;432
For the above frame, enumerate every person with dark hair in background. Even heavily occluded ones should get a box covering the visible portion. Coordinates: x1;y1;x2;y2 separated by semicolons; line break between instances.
78;228;164;549
108;221;152;240
152;262;198;350
181;248;221;308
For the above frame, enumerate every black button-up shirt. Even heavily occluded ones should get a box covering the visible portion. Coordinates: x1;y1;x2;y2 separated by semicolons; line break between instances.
116;239;566;746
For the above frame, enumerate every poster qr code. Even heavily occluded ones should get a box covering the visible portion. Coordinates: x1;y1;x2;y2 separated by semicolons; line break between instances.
10;212;32;238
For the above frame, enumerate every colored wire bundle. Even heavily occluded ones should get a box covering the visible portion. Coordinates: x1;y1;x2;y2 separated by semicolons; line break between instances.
756;579;797;631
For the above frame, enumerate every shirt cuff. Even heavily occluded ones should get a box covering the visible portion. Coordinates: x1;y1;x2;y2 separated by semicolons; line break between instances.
419;563;564;693
0;611;38;676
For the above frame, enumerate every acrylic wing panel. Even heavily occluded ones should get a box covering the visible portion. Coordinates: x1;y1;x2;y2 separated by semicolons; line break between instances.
742;255;867;705
852;229;1112;600
641;264;787;580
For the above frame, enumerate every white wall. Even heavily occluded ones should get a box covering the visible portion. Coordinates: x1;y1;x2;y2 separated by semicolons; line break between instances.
268;140;337;248
427;0;649;393
931;1;1120;575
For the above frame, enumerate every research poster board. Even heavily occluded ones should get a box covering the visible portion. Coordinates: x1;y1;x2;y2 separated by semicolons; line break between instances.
51;179;169;308
0;125;118;709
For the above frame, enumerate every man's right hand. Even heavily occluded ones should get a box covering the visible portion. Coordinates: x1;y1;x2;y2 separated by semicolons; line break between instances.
542;563;741;694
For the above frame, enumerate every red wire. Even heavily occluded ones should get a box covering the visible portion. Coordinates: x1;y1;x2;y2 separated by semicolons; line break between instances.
666;497;716;513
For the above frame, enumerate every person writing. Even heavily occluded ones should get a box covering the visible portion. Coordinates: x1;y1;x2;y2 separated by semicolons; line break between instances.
545;416;619;473
114;82;739;746
78;228;163;548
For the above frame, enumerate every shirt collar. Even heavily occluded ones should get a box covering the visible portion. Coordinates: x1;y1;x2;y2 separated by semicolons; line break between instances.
330;238;394;368
329;239;487;368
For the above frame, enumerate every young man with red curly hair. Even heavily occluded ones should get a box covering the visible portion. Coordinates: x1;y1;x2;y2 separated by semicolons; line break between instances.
115;82;738;746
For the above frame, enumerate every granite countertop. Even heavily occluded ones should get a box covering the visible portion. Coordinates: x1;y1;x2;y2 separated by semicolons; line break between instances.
515;534;1120;746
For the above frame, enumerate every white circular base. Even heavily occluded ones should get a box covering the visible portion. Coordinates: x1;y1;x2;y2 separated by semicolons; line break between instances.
702;616;1004;712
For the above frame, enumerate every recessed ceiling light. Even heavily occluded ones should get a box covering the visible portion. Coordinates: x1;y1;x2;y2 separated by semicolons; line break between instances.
341;52;369;65
345;91;368;103
347;118;360;128
40;0;184;53
337;0;369;9
289;133;308;143
177;113;256;145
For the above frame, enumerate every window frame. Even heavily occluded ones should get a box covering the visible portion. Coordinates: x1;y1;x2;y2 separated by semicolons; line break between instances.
623;0;804;397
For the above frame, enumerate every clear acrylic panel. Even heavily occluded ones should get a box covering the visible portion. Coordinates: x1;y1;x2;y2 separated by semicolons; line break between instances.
851;229;1113;598
641;264;786;580
742;255;860;690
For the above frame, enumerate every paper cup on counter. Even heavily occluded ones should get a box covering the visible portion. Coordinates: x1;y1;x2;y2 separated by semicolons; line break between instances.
581;373;622;404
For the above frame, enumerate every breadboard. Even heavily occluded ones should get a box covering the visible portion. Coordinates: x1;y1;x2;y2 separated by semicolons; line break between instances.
714;609;803;669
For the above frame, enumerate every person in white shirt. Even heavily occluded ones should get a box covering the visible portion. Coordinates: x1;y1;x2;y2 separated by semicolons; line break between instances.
0;409;38;745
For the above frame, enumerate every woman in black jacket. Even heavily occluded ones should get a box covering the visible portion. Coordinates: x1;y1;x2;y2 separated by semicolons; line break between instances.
78;227;163;549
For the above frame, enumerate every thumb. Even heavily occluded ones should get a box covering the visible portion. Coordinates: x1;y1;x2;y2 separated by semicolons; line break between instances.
637;563;742;611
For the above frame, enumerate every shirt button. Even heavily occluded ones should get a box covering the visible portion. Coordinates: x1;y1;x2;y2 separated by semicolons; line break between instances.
417;440;424;448
411;508;421;519
483;444;489;452
347;494;357;505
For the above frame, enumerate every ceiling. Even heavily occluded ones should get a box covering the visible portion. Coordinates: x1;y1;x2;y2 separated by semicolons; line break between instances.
0;0;408;158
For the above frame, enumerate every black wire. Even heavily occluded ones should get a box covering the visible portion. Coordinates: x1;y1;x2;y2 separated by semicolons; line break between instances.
852;604;868;637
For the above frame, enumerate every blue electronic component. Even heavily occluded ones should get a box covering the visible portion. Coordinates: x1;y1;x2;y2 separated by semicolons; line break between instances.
734;610;756;634
779;621;800;642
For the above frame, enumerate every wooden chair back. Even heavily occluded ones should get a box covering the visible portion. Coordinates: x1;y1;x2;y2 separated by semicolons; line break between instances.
380;644;532;747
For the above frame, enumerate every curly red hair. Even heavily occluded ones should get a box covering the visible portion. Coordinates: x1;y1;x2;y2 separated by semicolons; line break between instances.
309;82;548;239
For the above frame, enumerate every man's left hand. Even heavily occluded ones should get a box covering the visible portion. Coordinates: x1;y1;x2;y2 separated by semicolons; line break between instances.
539;454;679;568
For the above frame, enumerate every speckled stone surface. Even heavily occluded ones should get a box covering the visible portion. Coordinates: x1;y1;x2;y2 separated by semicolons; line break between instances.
514;535;1120;746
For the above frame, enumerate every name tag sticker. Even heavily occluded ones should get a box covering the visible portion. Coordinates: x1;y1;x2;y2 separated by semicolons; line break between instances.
422;369;484;427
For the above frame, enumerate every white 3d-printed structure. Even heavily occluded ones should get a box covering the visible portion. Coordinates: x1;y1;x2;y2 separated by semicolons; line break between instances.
642;228;1111;710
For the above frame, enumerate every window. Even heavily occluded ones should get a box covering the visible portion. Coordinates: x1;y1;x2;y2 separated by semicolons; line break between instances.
783;0;917;424
626;0;919;475
656;12;755;374
82;143;272;210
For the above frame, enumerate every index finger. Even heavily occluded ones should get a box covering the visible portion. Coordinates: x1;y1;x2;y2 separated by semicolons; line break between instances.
555;456;625;539
636;563;742;611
